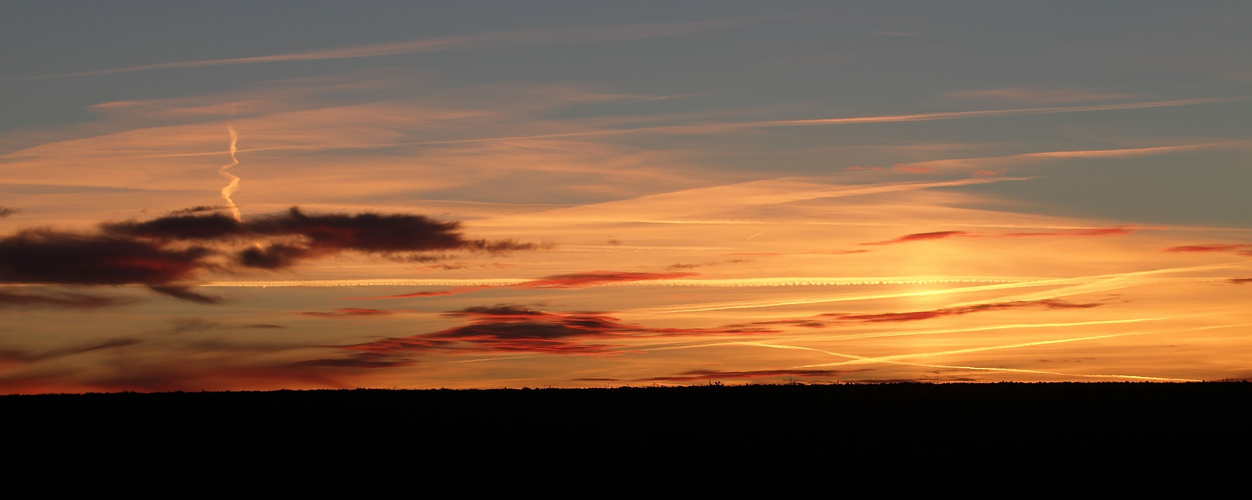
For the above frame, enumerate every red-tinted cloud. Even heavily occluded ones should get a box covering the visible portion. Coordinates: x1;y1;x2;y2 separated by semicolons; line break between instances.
291;352;414;369
1229;278;1252;284
0;229;212;286
862;227;1134;246
520;271;697;288
862;231;969;246
301;308;396;318
339;304;775;356
1165;244;1252;256
821;299;1101;323
1004;227;1134;237
0;207;18;218
637;369;857;382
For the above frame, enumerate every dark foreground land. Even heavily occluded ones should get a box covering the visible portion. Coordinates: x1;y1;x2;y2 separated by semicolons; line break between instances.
4;382;1250;492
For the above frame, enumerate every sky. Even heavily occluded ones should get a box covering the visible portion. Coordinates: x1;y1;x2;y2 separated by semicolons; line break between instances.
2;1;1251;392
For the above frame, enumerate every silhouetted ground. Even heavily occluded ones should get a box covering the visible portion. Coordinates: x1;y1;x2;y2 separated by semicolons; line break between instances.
3;382;1249;493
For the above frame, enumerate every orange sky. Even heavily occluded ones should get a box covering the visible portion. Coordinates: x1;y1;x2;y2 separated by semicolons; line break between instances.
2;3;1251;392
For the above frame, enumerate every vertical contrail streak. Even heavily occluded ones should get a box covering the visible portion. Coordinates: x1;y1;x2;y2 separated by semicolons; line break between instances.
219;126;242;222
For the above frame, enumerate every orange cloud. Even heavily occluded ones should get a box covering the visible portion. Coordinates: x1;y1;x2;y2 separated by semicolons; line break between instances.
1165;244;1252;256
820;299;1102;323
1004;228;1134;237
301;308;396;318
862;231;969;246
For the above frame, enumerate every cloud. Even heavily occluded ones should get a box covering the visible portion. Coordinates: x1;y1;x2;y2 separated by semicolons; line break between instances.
820;299;1102;323
300;308;396;318
0;206;535;305
638;369;858;382
940;87;1138;104
168;205;230;215
147;285;222;304
753;98;1241;128
106;207;536;269
0;229;212;286
19;18;753;80
349;270;696;300
893;143;1229;171
1165;244;1252;256
0;289;135;309
339;304;775;356
862;231;969;246
291;353;414;369
862;228;1135;245
1004;228;1134;237
0;207;18;218
0;337;142;364
1229;278;1252;284
519;271;699;289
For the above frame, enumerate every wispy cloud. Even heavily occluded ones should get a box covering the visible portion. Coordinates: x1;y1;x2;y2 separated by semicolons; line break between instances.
940;87;1138;104
301;308;396;318
862;230;969;246
1165;243;1252;256
862;227;1136;245
893;143;1233;171
423;98;1243;146
13;18;755;80
337;304;775;357
753;98;1242;127
0;289;135;309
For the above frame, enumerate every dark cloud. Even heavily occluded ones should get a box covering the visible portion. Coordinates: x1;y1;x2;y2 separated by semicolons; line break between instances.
340;304;776;357
148;285;222;304
103;212;246;240
1229;278;1252;284
0;289;135;309
0;207;18;218
291;352;414;369
862;231;969;246
238;243;310;269
0;229;212;285
106;207;536;269
169;205;229;215
1;206;535;305
238;323;287;329
0;337;141;364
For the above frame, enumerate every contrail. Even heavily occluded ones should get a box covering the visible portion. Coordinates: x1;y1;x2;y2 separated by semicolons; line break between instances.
219;126;242;222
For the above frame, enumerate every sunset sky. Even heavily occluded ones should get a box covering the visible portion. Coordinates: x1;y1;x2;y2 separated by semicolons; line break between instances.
2;1;1251;392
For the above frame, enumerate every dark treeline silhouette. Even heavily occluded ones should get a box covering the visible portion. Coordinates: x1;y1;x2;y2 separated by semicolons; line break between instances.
3;382;1249;494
